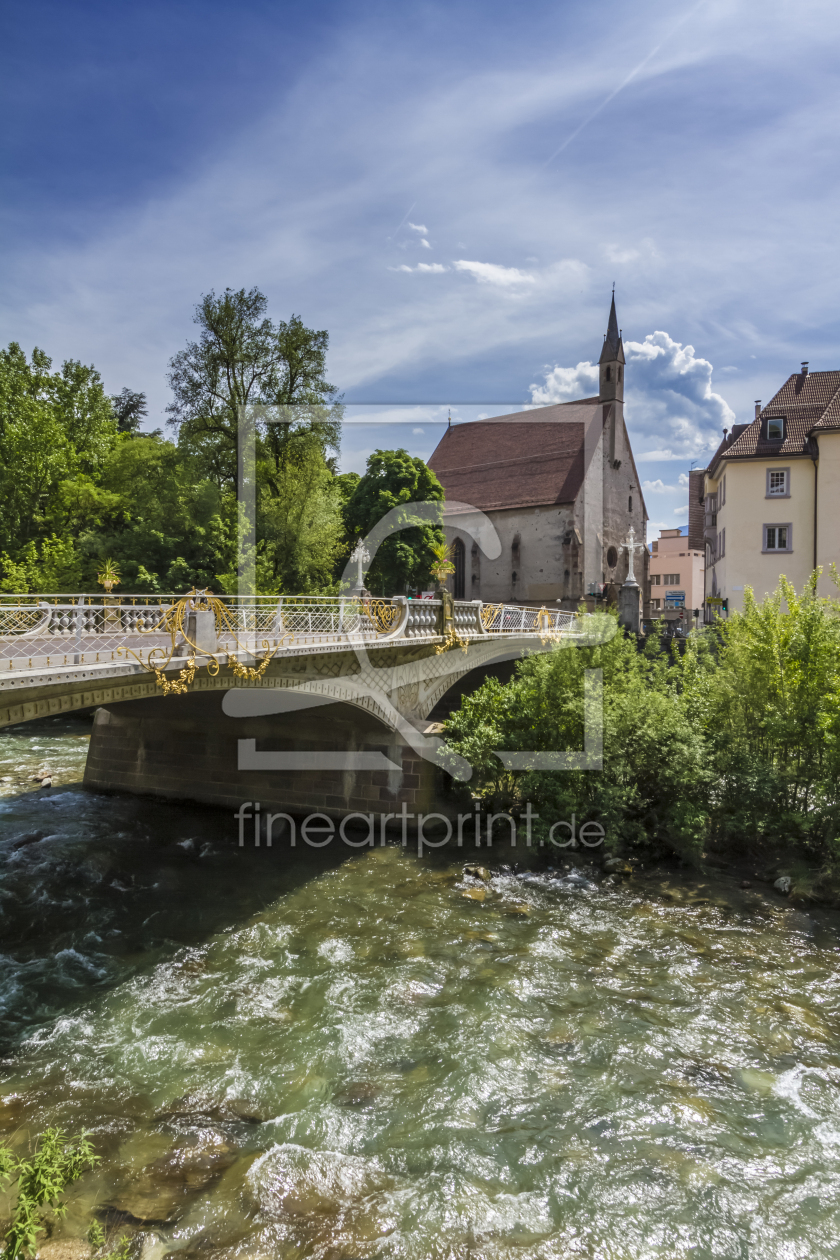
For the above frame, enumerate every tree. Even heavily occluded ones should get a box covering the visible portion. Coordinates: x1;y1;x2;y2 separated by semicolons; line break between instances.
166;287;341;489
110;387;148;434
0;343;117;555
342;449;446;594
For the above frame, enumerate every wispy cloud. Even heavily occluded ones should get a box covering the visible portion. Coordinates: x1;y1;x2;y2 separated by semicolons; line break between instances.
391;262;448;274
453;260;535;287
407;222;428;235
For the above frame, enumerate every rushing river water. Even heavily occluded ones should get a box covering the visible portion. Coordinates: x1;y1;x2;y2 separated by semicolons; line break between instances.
2;716;840;1258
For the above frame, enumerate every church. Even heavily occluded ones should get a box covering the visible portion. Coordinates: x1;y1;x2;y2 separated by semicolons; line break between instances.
427;296;649;611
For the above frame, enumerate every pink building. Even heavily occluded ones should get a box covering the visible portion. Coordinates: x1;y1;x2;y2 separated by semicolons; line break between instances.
648;528;705;623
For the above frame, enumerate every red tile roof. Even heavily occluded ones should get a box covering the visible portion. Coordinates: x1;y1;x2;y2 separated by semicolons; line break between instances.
709;371;840;474
428;401;601;512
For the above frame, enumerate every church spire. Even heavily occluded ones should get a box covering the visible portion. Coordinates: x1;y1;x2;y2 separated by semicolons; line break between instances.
598;290;625;401
605;290;620;355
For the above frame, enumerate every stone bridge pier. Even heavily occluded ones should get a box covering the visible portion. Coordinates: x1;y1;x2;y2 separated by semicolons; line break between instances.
82;638;527;827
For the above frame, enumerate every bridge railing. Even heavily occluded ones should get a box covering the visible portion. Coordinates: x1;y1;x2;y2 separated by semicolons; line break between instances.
0;591;578;675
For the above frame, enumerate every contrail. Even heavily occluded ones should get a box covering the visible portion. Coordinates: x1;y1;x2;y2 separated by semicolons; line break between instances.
389;201;416;238
543;2;704;167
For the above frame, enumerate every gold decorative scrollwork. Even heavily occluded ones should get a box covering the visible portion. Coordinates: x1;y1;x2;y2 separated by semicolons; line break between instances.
119;588;287;696
479;603;504;630
434;626;469;655
364;598;401;634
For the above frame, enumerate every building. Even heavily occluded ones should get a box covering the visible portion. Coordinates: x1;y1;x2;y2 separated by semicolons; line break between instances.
427;296;649;611
701;364;840;616
648;528;704;622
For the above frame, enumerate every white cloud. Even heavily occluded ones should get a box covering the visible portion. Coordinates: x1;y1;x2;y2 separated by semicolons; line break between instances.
391;262;448;274
420;238;431;249
642;478;675;493
677;472;690;486
412;427;425;434
529;360;598;403
673;506;689;517
407;222;428;235
530;330;734;463
453;260;536;287
604;245;640;264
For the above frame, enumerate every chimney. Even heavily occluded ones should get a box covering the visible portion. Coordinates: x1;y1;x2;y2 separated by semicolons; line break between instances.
755;400;761;419
801;361;809;376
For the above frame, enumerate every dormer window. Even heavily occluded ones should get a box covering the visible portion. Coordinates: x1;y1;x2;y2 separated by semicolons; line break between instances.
767;417;785;441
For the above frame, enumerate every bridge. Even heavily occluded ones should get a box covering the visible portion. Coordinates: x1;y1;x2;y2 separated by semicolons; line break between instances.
0;591;581;824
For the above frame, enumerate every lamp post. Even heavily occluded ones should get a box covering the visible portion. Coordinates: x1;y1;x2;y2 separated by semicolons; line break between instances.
618;526;646;634
350;540;370;594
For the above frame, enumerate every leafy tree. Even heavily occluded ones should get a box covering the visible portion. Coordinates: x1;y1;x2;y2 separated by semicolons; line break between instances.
0;344;117;553
166;287;341;489
110;387;148;434
342;448;445;594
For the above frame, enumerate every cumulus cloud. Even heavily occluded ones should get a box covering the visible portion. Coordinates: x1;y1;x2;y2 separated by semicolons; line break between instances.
453;260;535;287
407;222;428;235
678;472;690;486
673;506;689;517
420;238;431;249
642;479;675;493
529;360;598;403
391;262;448;274
528;330;734;462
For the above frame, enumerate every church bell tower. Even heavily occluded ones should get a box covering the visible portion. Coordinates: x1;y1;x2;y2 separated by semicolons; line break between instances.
599;291;625;403
599;291;625;466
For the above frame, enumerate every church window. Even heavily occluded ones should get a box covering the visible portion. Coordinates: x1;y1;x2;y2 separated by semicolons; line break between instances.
618;367;622;381
452;537;465;599
606;545;618;569
628;494;632;512
605;366;611;381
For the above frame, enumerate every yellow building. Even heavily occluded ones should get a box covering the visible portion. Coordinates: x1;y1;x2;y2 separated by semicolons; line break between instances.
701;364;840;616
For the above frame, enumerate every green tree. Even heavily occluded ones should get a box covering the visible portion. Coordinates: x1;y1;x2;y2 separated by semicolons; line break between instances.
0;343;117;557
342;449;445;594
166;287;341;489
110;387;148;434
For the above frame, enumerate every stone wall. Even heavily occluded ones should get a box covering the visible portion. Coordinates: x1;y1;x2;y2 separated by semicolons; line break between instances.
84;691;454;825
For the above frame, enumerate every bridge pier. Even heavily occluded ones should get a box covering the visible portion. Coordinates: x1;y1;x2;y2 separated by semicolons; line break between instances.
84;691;452;825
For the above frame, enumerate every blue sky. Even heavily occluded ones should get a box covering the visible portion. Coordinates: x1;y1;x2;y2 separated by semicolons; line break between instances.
2;0;839;538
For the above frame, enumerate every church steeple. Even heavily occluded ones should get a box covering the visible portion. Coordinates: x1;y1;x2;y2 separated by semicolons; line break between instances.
598;290;625;403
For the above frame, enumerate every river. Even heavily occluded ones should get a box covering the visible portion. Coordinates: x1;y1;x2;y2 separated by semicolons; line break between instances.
1;715;839;1258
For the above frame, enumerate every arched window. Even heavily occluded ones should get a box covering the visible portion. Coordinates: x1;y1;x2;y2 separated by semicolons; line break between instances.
452;537;465;599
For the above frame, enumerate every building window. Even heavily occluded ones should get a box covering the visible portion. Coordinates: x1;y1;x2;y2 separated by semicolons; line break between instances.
651;598;661;610
606;545;618;568
606;366;611;381
618;366;622;381
628;494;632;511
766;468;790;497
663;573;681;585
767;417;785;442
763;524;792;553
452;537;465;599
720;475;726;506
651;574;661;585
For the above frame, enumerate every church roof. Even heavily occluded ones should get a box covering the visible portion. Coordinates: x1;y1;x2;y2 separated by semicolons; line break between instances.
708;370;840;474
427;401;599;513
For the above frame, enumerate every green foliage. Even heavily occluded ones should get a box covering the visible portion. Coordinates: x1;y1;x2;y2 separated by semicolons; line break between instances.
342;449;445;594
443;611;710;858
87;1219;105;1250
443;576;840;872
166;287;341;490
0;1128;99;1258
